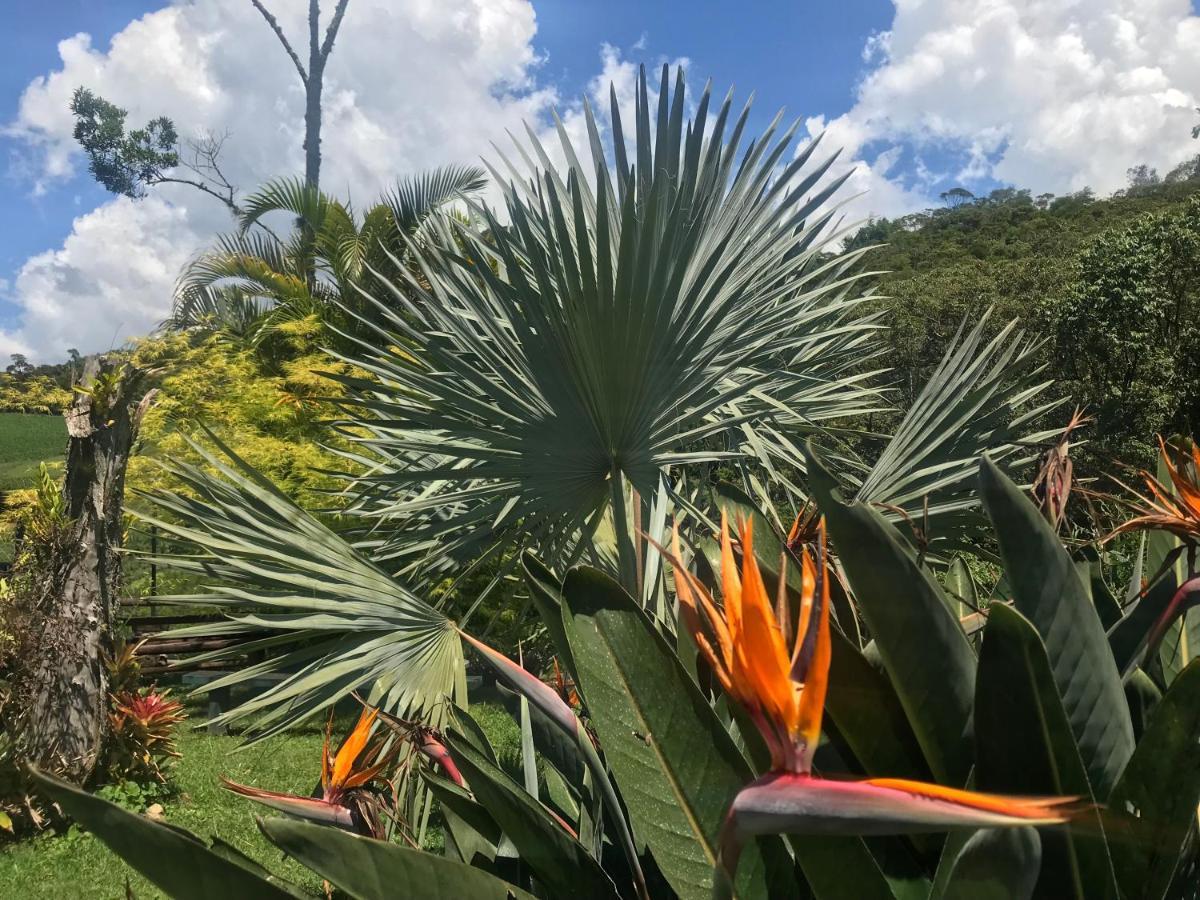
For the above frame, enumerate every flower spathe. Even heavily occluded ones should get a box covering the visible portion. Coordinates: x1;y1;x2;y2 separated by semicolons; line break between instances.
668;513;1082;882
672;513;829;774
221;706;398;838
1109;435;1200;544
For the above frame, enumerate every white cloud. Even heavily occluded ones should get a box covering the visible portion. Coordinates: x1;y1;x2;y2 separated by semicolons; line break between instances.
2;0;562;360
804;0;1200;223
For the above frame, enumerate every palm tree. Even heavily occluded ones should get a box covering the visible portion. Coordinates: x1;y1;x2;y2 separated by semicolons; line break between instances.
137;66;1055;740
167;165;487;355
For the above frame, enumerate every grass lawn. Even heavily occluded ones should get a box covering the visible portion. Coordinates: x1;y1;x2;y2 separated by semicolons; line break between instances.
0;412;65;493
0;697;520;899
0;412;66;561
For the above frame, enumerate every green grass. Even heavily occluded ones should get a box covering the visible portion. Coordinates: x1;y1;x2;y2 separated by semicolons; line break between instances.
0;412;65;561
0;413;65;492
0;699;519;899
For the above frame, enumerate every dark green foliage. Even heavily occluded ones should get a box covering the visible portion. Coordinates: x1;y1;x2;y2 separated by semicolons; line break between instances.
850;178;1200;480
1049;197;1200;467
70;88;179;199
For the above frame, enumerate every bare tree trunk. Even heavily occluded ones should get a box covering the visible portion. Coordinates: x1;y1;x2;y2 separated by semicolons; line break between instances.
15;357;155;783
304;0;323;190
251;0;350;194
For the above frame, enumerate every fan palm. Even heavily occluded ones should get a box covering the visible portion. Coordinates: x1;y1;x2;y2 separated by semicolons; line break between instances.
329;66;887;594
136;65;1056;740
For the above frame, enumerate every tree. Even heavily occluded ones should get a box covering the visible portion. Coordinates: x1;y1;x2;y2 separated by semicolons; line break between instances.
6;354;33;378
70;88;178;199
70;89;243;214
1050;196;1200;468
167;165;485;356
7;358;155;783
250;0;350;191
1164;154;1200;184
1126;164;1160;188
940;186;975;208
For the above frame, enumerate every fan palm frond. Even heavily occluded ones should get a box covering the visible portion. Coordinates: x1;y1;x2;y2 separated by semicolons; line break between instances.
131;432;464;741
848;310;1061;553
327;65;884;589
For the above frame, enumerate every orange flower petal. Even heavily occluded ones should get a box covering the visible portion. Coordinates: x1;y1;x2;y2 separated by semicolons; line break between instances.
795;526;830;758
330;707;377;788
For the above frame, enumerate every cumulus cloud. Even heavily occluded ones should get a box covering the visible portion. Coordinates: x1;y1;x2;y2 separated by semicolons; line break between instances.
805;0;1200;223
3;0;560;360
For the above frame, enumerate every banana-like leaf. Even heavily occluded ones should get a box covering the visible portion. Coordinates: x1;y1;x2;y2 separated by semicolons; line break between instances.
1109;562;1187;678
1123;669;1162;741
939;828;1041;900
31;770;304;899
1107;659;1200;900
259;817;537;900
459;631;647;896
978;457;1134;798
424;774;506;869
944;556;979;619
560;566;805;900
446;735;618;899
521;551;577;678
327;64;885;585
131;433;464;740
975;604;1117;898
806;443;976;786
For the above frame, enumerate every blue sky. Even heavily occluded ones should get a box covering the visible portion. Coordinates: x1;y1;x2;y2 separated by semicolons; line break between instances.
0;0;888;309
3;0;1199;359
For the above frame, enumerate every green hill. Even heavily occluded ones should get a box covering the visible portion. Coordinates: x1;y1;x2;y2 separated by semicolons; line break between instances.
851;175;1200;475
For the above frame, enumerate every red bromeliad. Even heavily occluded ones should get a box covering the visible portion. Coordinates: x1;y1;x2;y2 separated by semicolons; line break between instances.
221;707;398;838
669;514;1083;883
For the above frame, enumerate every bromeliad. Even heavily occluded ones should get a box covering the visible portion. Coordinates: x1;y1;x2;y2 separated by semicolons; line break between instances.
221;706;398;839
669;514;1083;884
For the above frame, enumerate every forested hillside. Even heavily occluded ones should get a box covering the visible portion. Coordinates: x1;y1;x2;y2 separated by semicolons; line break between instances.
852;164;1200;477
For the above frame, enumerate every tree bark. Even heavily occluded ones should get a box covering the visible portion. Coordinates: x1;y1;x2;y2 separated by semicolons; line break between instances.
15;357;155;783
304;0;323;190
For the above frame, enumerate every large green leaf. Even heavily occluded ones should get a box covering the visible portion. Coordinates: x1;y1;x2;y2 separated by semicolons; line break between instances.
447;733;618;899
31;770;303;899
1107;660;1200;900
944;556;979;619
806;444;976;786
132;433;464;741
521;551;577;678
939;828;1041;900
978;457;1134;798
259;817;536;900
974;604;1117;898
560;566;797;900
